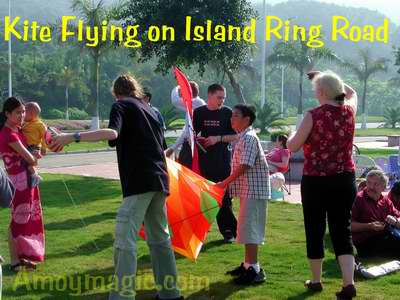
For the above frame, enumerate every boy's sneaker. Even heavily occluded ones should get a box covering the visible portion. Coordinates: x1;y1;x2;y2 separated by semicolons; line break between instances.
31;174;43;187
233;267;266;285
226;263;246;277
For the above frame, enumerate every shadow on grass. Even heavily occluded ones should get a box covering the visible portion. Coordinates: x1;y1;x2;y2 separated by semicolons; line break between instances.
40;176;121;208
201;239;226;252
46;233;113;260
45;212;116;231
185;280;249;300
286;290;321;300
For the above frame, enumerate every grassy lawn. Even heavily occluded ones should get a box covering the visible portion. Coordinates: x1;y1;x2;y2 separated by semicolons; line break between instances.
355;128;400;137
56;138;179;153
359;148;399;159
61;141;112;153
1;175;399;299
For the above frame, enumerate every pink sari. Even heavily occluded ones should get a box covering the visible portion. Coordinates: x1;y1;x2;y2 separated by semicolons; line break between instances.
0;126;44;262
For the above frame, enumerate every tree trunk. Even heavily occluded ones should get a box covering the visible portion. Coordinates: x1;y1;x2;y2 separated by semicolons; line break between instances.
297;70;304;129
65;86;69;120
361;79;368;129
90;52;100;130
225;68;246;104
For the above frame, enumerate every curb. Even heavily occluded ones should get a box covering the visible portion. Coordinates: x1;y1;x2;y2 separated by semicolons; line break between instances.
47;148;116;156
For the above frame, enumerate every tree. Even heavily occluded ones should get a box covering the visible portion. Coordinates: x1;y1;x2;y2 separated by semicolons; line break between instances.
269;40;339;127
68;0;124;129
342;48;388;129
120;0;256;104
395;47;400;74
253;104;283;135
384;107;400;129
57;66;78;120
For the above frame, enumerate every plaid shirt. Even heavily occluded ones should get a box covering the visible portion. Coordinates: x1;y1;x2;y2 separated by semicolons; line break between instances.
229;127;271;200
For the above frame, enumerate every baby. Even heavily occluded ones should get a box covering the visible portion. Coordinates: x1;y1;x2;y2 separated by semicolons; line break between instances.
22;102;47;187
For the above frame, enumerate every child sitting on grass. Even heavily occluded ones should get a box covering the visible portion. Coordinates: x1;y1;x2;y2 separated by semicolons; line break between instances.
216;104;271;285
22;102;47;187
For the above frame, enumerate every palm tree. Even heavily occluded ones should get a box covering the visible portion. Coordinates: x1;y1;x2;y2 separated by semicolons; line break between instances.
254;104;283;135
342;48;388;129
384;107;400;129
159;105;181;131
68;0;125;129
269;40;339;127
58;66;78;120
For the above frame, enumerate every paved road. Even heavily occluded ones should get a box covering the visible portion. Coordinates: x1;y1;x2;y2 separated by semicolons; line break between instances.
40;151;117;168
33;135;388;170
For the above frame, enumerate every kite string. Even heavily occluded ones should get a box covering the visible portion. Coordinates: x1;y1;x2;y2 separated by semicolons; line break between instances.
61;175;100;251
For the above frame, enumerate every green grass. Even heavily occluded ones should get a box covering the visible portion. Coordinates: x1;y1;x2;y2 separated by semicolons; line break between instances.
61;141;112;153
359;148;399;159
57;138;179;153
1;175;399;299
355;128;400;137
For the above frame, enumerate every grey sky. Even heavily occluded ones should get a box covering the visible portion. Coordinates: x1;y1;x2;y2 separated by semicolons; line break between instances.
253;0;400;24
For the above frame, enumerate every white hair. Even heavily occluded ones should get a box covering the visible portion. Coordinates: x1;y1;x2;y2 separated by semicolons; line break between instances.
367;169;388;187
312;70;345;101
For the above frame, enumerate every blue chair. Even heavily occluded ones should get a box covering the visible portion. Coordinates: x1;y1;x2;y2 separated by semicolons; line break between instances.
388;155;400;187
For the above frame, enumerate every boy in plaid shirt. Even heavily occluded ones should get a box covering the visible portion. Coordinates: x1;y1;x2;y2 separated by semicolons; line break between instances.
216;104;271;285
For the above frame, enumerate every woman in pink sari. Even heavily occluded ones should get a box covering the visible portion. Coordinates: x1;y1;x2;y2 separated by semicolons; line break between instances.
0;97;44;271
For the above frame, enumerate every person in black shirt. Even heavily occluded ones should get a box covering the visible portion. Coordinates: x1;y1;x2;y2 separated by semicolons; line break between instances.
193;83;238;243
50;74;182;300
143;88;167;132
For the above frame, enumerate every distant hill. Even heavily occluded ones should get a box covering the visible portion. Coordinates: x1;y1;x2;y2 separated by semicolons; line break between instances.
255;0;400;61
0;0;114;22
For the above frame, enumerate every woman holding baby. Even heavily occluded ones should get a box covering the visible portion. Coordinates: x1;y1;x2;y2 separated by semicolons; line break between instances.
0;97;45;271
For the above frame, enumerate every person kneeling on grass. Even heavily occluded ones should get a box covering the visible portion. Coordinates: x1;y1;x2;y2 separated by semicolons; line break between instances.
215;104;271;285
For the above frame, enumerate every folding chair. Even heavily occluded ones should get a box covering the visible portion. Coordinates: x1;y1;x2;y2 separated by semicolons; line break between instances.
388;155;400;187
354;155;377;178
374;157;389;172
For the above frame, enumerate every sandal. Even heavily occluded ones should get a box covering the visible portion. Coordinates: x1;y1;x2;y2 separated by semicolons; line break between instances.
10;263;24;272
304;280;323;292
21;259;37;270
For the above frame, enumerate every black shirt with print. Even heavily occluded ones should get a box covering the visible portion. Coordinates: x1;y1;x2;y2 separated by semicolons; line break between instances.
193;105;236;182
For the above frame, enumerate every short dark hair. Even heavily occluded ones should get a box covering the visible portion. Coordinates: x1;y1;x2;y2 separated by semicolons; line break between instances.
144;92;153;102
189;81;199;98
207;83;225;94
233;104;256;125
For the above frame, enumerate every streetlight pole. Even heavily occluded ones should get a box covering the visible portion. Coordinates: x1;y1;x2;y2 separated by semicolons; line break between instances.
281;65;284;117
260;0;266;108
8;0;12;97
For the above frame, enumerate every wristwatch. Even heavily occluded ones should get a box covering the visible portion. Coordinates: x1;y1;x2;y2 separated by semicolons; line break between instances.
73;132;81;143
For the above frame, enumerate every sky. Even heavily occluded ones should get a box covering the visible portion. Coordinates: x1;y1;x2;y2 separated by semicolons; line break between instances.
253;0;400;24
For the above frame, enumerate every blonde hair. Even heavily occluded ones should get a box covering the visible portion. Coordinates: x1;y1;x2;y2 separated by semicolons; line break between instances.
112;74;144;99
312;71;345;103
25;102;41;116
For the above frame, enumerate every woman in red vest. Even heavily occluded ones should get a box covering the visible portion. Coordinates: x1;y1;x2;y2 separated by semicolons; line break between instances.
288;71;358;299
